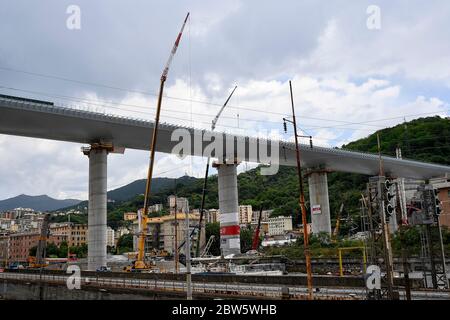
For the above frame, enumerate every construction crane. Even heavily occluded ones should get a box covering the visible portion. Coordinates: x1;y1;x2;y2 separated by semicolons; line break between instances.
131;13;190;272
332;203;344;241
176;86;237;256
28;214;50;269
195;85;237;256
251;207;264;251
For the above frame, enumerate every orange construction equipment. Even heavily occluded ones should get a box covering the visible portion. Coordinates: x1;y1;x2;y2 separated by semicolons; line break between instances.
131;13;189;272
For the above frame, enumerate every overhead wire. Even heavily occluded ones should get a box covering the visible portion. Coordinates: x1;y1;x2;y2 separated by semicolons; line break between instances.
2;65;447;131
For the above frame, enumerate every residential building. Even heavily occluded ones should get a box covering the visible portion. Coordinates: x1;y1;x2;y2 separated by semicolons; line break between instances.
238;205;253;225
114;227;130;247
168;195;189;213
0;232;10;267
206;209;220;224
160;213;202;254
49;222;88;247
0;218;15;231
268;216;293;236
10;208;36;219
296;224;312;235
1;211;15;220
149;204;163;213
251;209;272;224
430;177;450;227
124;212;138;221
116;226;130;238
133;213;204;255
107;227;115;248
8;232;67;263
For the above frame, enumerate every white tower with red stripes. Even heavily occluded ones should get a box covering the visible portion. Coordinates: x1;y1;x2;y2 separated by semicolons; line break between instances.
213;161;241;256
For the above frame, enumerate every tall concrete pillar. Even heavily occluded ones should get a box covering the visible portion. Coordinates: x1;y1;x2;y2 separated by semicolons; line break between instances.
83;146;108;271
213;162;241;256
308;170;332;234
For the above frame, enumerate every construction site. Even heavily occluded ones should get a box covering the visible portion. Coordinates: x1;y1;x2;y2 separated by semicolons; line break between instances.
0;2;450;304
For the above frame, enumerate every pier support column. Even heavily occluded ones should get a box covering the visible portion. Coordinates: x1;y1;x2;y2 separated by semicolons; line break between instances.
307;169;332;235
82;143;113;271
213;162;241;256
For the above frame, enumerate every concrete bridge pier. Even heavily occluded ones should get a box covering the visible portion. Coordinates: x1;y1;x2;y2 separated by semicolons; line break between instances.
307;169;332;235
82;143;113;271
213;161;241;256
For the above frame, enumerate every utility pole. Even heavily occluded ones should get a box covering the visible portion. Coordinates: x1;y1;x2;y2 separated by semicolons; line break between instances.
185;210;192;299
396;181;411;300
377;136;395;299
437;216;449;288
67;212;70;264
377;133;384;176
286;80;313;300
174;190;179;274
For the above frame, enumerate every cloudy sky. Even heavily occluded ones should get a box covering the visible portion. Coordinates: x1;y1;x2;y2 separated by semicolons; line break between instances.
1;0;450;200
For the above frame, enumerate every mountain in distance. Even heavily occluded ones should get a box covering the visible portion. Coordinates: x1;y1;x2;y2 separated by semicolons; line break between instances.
0;194;82;212
106;175;198;202
57;175;200;212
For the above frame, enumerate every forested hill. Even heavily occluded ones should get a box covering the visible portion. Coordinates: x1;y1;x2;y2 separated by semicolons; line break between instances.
64;116;450;231
343;116;450;165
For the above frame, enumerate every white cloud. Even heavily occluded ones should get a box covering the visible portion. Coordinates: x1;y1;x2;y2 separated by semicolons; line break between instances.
1;1;450;200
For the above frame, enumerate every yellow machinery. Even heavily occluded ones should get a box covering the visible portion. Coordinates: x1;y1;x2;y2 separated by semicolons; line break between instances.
338;246;367;277
332;203;344;242
28;214;50;269
127;13;189;272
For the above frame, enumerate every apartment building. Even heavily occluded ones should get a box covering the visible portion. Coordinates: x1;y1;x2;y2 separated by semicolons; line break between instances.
50;222;88;247
268;216;293;236
238;205;253;225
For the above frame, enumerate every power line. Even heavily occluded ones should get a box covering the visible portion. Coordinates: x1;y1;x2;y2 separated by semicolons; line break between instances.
342;133;450;149
303;111;449;131
5;84;450;148
0;85;243;130
0;83;383;138
3;65;446;130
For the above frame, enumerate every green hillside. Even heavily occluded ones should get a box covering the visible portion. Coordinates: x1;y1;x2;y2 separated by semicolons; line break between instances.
60;116;450;235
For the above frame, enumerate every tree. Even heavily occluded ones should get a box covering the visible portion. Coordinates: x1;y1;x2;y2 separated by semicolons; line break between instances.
205;222;220;256
58;241;68;258
46;242;59;258
29;246;37;257
116;234;133;254
240;226;254;253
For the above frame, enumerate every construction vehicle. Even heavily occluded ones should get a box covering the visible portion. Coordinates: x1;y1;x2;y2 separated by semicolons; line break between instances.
28;214;50;269
127;13;189;272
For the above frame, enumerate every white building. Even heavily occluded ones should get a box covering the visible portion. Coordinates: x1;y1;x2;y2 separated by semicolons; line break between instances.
251;209;272;224
149;203;163;213
168;195;189;213
238;205;253;225
106;227;115;247
268;216;293;236
206;209;220;224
